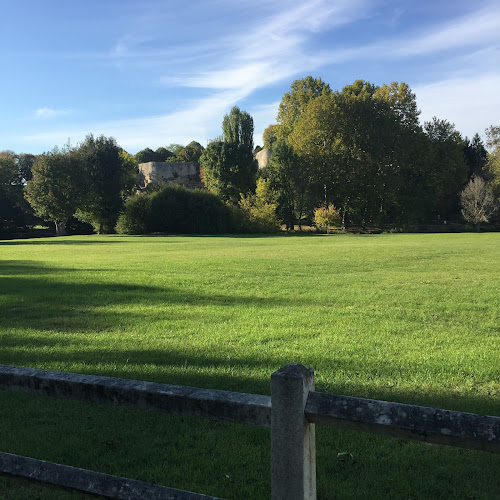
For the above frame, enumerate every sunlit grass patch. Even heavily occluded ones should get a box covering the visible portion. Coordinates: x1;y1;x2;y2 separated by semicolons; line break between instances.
0;233;499;498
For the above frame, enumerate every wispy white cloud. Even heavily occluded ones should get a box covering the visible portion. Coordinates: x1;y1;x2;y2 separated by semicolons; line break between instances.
414;73;500;140
99;0;370;149
23;88;252;152
34;107;73;119
12;1;500;155
23;93;280;153
392;5;500;57
313;3;500;69
131;0;370;96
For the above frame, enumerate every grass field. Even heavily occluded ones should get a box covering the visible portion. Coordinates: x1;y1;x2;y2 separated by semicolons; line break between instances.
0;233;499;499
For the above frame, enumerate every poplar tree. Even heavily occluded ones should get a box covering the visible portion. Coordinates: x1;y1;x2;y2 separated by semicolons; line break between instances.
200;107;257;204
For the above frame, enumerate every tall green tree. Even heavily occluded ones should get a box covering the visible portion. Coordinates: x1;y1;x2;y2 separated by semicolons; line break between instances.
290;89;385;226
17;153;36;183
25;147;84;236
0;152;25;232
485;125;500;201
374;81;420;129
372;82;432;224
276;76;331;141
222;106;254;151
485;125;500;149
0;151;40;233
119;150;139;191
424;117;468;217
76;134;133;233
266;141;316;230
262;124;279;149
200;141;256;204
289;80;433;226
201;107;257;204
463;134;488;180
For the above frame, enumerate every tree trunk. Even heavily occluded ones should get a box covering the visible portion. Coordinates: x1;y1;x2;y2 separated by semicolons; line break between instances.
55;219;67;236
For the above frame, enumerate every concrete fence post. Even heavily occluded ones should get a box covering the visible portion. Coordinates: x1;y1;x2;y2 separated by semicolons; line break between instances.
271;362;316;500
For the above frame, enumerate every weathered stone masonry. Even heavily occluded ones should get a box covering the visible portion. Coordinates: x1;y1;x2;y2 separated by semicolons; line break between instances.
137;162;203;190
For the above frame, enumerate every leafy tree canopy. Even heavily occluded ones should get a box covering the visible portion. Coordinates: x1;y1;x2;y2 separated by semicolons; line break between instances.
167;141;205;163
25;146;84;235
155;147;174;161
263;124;279;149
135;147;157;164
485;125;500;150
76;134;132;233
201;107;257;204
276;76;331;141
460;176;497;231
374;81;420;129
463;133;488;179
424;117;468;216
222;106;254;152
485;125;500;200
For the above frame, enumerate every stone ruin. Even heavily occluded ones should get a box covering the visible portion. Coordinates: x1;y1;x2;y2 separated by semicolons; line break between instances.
137;162;203;190
255;148;273;169
137;149;273;191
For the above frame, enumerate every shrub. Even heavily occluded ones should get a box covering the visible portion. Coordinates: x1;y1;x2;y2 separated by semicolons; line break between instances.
116;185;234;235
116;193;153;234
460;176;497;232
239;178;280;233
314;204;341;233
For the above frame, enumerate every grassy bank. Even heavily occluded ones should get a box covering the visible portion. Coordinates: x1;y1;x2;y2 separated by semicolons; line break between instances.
1;233;499;498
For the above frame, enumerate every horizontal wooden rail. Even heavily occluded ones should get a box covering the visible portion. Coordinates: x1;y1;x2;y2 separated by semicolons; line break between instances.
305;391;500;453
0;364;271;428
0;452;222;500
2;363;499;499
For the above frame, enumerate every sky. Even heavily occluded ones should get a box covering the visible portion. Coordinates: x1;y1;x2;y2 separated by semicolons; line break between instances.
1;0;499;155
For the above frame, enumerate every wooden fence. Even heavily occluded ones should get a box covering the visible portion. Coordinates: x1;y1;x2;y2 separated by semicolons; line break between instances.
0;363;498;499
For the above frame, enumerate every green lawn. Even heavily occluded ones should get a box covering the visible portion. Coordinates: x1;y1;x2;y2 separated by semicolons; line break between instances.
1;233;499;499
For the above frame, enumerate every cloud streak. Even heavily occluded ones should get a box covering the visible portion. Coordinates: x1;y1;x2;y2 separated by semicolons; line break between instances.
391;5;500;57
7;1;500;153
414;73;500;140
34;108;73;120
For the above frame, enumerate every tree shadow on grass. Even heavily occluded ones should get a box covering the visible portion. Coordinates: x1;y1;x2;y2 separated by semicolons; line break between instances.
1;336;499;500
0;260;327;333
1;329;498;418
0;239;124;246
1;260;498;417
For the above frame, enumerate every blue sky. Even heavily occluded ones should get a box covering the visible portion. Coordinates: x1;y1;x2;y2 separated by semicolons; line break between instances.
2;0;499;154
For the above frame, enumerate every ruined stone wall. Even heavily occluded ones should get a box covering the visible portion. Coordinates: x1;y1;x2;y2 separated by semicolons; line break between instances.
255;148;273;169
137;162;203;189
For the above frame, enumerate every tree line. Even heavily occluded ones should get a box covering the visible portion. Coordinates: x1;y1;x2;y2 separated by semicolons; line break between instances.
255;77;498;230
192;77;499;232
0;138;206;236
1;76;499;236
0;136;139;236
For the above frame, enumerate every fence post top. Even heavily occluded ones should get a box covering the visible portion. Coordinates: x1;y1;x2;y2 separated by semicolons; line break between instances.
272;362;314;380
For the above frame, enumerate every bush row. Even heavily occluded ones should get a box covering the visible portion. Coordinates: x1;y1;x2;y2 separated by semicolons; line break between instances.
116;185;274;235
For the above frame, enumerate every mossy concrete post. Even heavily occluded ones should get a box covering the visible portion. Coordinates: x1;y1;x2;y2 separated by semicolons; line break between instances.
271;363;316;500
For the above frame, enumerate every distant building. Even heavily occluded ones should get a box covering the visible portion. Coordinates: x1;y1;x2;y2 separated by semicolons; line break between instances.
137;162;203;190
255;148;273;169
